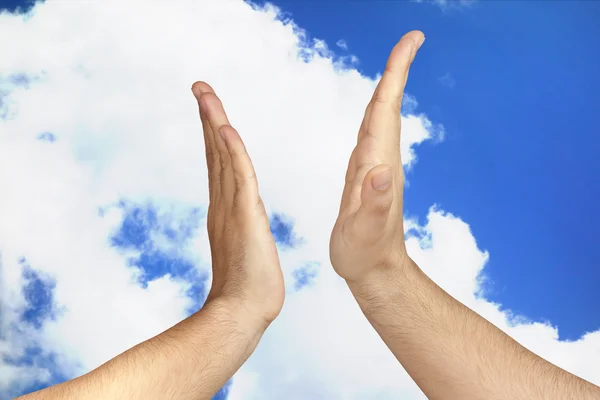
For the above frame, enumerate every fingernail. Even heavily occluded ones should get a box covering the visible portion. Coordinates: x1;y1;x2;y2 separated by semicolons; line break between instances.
372;168;392;191
419;35;426;47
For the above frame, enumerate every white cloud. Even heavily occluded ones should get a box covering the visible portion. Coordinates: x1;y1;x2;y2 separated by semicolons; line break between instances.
0;0;597;399
336;39;348;50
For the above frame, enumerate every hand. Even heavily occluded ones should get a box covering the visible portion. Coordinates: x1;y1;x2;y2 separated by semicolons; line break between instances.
329;31;425;283
192;82;284;328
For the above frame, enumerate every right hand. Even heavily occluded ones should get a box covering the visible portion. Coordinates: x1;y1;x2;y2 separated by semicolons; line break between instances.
329;31;425;283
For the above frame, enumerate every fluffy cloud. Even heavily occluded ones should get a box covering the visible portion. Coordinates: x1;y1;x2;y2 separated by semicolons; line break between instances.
0;1;597;399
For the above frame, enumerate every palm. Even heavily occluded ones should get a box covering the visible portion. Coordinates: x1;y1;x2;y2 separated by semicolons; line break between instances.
330;31;425;282
192;81;284;325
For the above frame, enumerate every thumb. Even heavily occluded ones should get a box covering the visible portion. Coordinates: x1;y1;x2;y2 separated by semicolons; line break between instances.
350;164;394;240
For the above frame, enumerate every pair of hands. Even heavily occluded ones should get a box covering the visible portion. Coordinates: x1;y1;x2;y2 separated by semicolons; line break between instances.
18;29;600;400
191;30;425;330
20;29;600;400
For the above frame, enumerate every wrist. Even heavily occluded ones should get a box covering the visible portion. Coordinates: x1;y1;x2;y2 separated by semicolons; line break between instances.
202;295;272;336
345;253;422;307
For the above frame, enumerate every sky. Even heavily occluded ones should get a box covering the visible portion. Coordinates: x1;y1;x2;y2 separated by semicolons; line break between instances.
0;0;598;399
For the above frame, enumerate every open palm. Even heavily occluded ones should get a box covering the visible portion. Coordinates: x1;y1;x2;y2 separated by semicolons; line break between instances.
329;31;425;283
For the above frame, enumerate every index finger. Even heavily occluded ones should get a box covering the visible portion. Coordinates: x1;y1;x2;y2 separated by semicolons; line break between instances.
192;81;218;170
373;30;424;111
368;31;425;153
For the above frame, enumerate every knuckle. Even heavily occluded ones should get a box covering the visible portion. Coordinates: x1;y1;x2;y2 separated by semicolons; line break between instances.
374;91;401;110
230;146;247;159
236;147;248;158
361;127;376;141
219;153;231;169
373;90;387;105
233;167;256;187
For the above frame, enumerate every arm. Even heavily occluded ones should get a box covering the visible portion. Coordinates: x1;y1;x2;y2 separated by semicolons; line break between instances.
18;81;285;400
329;30;600;400
348;256;600;400
18;298;265;400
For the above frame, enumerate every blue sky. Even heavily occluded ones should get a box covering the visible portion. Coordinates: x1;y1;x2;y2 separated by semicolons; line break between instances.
1;0;599;398
248;0;600;341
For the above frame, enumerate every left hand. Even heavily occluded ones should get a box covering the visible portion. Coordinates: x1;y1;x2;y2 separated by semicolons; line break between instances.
329;31;425;284
192;82;285;329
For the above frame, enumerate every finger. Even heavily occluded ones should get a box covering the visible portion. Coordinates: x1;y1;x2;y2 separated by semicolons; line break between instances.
373;30;424;112
338;151;358;217
356;86;416;143
347;164;394;242
192;81;220;201
218;125;260;210
369;30;424;156
344;146;359;185
340;91;374;214
342;80;381;215
340;147;378;216
356;86;377;143
199;92;235;206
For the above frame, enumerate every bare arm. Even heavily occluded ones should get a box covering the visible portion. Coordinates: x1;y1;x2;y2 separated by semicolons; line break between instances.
348;257;600;400
17;298;265;400
17;81;285;400
330;30;600;400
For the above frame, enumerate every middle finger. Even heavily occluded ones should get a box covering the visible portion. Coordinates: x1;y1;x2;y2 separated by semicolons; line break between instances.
200;92;235;208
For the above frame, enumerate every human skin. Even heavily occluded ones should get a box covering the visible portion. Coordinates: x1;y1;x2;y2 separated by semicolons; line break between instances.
16;82;285;400
329;29;600;400
15;30;600;400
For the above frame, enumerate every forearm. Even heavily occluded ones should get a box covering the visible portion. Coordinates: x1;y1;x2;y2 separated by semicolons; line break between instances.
347;256;600;400
17;298;265;400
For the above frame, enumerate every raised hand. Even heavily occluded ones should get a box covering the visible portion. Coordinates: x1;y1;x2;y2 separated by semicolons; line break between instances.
15;83;286;400
192;81;285;327
329;31;425;283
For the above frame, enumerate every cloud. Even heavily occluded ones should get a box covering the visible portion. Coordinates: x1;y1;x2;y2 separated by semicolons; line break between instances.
0;1;596;399
19;262;60;329
270;212;304;249
36;131;56;142
291;261;320;291
1;259;71;399
335;39;348;50
438;72;456;88
108;201;209;314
